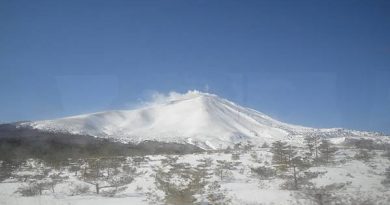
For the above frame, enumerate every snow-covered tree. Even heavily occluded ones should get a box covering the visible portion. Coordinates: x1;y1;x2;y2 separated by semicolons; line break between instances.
14;159;67;196
214;160;235;182
161;156;179;167
196;157;213;183
205;181;231;205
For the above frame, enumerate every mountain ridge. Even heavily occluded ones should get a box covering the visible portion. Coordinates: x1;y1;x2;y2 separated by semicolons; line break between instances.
17;90;387;149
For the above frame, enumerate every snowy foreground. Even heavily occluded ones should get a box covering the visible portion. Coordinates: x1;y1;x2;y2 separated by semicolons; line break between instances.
1;144;390;205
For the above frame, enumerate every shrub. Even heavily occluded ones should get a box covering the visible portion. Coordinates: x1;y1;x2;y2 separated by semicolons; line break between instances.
382;167;390;187
206;181;231;205
354;150;372;162
215;161;235;182
279;179;296;190
231;153;240;160
15;183;41;196
70;184;90;195
251;166;275;180
261;142;269;148
303;171;327;180
101;186;127;197
154;163;206;205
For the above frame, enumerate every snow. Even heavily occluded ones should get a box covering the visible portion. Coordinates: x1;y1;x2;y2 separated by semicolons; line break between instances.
1;149;389;205
0;195;148;205
2;90;389;204
20;90;389;149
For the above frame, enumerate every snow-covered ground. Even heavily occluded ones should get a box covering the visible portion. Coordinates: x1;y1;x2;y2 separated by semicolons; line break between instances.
1;147;389;205
3;91;390;204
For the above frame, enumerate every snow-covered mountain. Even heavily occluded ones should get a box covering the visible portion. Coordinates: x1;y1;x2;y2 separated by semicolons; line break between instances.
19;90;385;149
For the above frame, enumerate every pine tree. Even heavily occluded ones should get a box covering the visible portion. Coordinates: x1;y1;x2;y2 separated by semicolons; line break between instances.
382;149;390;160
289;156;308;190
196;158;213;192
206;181;231;205
270;143;309;190
304;134;321;162
318;139;338;164
285;145;308;189
69;162;82;176
154;162;207;205
215;160;235;181
261;142;269;148
383;167;390;186
251;166;275;180
354;149;372;162
270;141;289;171
81;157;140;195
231;152;240;160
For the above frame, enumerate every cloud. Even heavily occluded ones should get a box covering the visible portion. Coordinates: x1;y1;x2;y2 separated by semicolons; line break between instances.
124;91;183;109
137;90;205;108
147;91;183;105
124;90;206;110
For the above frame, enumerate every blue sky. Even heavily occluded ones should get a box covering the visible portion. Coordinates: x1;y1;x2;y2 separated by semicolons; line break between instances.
1;0;389;133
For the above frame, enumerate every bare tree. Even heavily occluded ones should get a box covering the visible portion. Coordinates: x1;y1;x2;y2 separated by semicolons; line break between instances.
47;173;68;193
13;159;65;196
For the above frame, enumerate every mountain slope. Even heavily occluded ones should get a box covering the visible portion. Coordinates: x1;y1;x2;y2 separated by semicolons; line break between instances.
19;90;386;149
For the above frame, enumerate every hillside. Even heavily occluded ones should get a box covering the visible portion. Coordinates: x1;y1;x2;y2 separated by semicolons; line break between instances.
18;90;386;149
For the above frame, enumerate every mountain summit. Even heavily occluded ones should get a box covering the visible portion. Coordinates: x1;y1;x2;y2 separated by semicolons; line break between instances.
20;90;384;149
